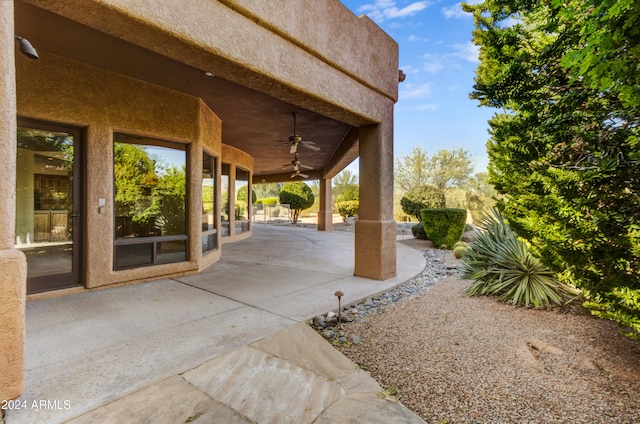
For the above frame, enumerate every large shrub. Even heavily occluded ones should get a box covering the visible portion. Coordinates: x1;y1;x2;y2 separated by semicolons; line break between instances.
336;200;359;221
400;185;446;221
411;223;427;240
465;0;640;336
279;182;314;224
461;209;576;308
420;208;466;249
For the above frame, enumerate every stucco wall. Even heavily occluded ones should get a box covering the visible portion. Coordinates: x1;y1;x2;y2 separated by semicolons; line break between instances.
23;0;397;126
1;0;27;403
16;51;227;289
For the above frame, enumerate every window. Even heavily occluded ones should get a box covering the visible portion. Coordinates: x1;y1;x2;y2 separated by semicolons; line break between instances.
221;163;230;236
235;167;251;233
202;152;217;253
113;133;187;269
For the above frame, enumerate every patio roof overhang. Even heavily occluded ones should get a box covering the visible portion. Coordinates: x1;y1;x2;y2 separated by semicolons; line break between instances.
15;0;399;183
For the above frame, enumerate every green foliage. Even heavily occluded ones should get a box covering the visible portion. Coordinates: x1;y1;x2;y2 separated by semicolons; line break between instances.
254;182;281;199
428;148;474;193
395;147;430;192
114;142;186;237
461;209;576;308
259;197;278;205
453;241;470;259
400;185;446;221
420;208;467;249
411;223;428;240
335;184;359;204
335;200;359;221
333;170;358;195
237;185;256;204
395;147;474;194
466;0;640;333
279;182;314;224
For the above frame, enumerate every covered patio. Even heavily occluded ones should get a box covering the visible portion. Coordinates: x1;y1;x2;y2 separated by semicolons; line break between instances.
7;226;426;423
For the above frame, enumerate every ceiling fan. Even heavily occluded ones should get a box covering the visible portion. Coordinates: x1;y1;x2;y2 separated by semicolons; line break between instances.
290;169;309;179
286;113;320;154
282;153;314;172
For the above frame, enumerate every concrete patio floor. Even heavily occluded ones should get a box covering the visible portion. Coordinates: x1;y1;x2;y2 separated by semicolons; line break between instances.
6;225;427;424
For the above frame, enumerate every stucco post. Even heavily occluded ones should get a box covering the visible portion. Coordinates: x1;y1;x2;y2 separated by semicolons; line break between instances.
318;178;333;231
0;0;27;401
354;106;396;280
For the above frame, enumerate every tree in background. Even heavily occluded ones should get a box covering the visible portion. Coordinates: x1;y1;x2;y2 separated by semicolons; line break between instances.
279;182;315;224
395;147;430;192
428;148;474;194
466;0;640;338
333;170;358;202
395;147;475;222
395;147;473;196
254;182;281;199
400;185;446;221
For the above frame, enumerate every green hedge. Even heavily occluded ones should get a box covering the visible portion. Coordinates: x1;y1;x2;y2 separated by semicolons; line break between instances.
336;200;359;221
420;208;467;249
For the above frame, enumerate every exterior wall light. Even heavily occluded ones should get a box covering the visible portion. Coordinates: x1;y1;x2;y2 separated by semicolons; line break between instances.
15;36;39;59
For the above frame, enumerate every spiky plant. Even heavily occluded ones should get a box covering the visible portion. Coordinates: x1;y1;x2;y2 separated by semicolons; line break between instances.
461;209;575;308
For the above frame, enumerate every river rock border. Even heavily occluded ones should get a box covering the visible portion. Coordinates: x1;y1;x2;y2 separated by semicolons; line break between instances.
308;249;460;344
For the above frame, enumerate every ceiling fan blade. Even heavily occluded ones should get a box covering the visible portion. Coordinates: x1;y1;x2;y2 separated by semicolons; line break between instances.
300;164;314;170
299;173;309;178
301;143;320;151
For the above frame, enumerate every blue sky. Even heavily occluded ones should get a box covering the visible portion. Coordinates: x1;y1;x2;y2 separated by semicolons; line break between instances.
339;0;494;175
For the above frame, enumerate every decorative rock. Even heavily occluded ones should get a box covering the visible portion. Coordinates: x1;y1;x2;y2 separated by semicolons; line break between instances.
309;248;459;335
351;334;362;344
314;315;326;328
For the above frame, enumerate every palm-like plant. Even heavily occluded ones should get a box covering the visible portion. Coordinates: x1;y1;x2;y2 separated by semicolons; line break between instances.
461;209;575;307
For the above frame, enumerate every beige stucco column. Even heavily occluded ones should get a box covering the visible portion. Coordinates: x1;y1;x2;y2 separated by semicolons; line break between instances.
354;105;396;280
318;178;333;231
0;1;27;401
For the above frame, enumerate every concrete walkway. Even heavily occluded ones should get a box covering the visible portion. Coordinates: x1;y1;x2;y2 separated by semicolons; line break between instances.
6;225;427;424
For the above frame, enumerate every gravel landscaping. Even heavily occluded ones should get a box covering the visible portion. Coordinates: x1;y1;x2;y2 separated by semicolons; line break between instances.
311;242;640;423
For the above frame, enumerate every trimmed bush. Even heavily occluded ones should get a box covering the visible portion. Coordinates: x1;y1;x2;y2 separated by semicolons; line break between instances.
420;208;466;249
401;185;446;221
411;223;428;240
279;182;314;224
336;200;359;221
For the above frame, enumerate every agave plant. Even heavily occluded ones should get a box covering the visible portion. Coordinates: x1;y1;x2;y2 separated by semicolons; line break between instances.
460;208;574;308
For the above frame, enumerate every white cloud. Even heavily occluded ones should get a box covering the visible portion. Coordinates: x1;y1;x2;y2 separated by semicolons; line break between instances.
452;41;479;63
442;0;482;19
400;82;433;99
407;34;429;42
358;1;431;22
420;53;444;73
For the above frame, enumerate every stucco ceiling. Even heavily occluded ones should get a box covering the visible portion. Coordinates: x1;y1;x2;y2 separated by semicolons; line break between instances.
14;1;358;181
